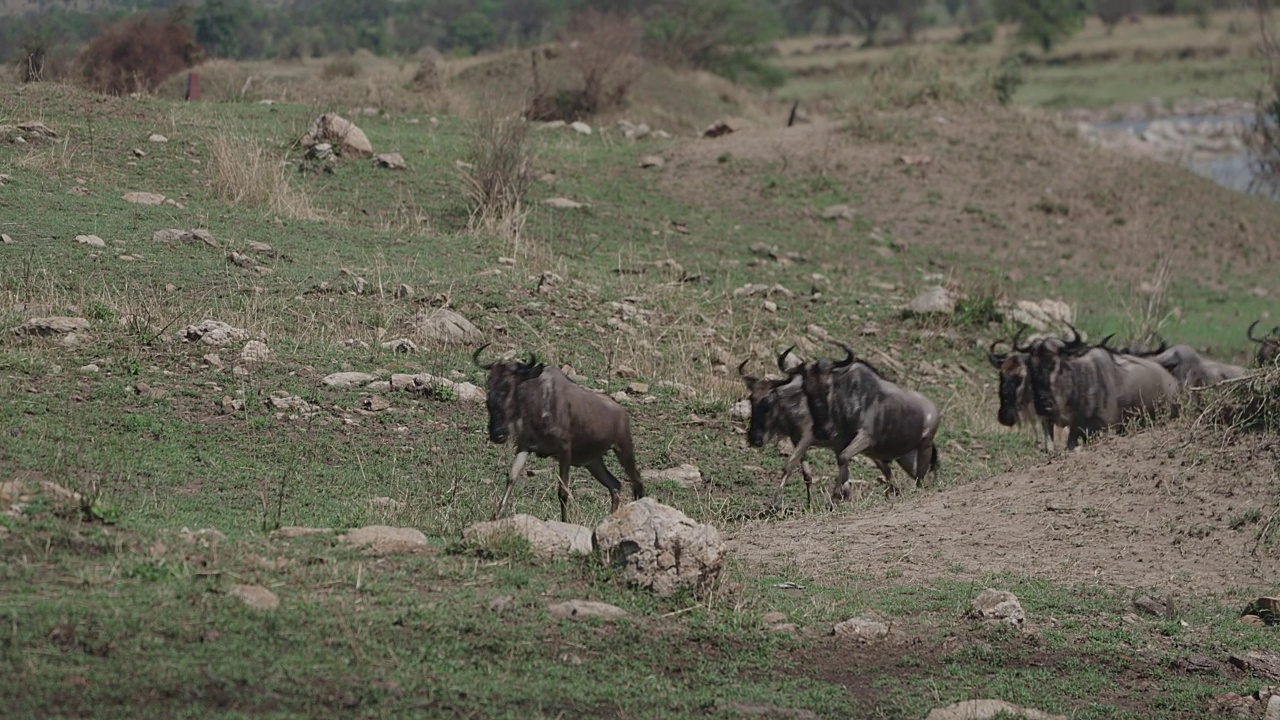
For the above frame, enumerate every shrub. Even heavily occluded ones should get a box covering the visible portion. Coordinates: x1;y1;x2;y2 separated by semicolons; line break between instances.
527;11;646;121
320;54;361;80
991;53;1024;105
460;107;534;230
77;12;201;96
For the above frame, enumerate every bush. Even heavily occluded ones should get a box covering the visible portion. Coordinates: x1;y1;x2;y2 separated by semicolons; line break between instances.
77;12;201;96
991;53;1024;105
320;54;361;80
955;20;997;45
527;11;646;121
460;108;534;230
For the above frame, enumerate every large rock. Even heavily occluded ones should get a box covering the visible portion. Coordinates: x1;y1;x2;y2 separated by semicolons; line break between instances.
229;584;279;611
11;316;89;337
183;320;250;347
340;525;429;555
833;615;890;643
300;113;373;157
641;464;703;488
322;371;379;389
593;498;725;597
904;285;957;316
1004;299;1075;336
969;589;1026;628
925;699;1066;720
462;515;593;559
406;309;480;345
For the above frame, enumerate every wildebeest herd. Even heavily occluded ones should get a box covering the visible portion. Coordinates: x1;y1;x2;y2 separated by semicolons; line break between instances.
474;318;1280;521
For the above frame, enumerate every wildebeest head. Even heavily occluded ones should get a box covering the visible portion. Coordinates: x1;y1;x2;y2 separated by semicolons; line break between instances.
738;348;800;448
1248;320;1280;366
473;343;544;444
800;342;856;441
988;327;1030;427
1027;324;1089;418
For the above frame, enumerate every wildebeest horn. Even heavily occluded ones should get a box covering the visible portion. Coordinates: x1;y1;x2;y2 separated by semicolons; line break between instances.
832;341;854;368
1097;333;1116;351
776;345;796;373
737;358;751;378
987;339;1007;368
1011;325;1032;353
1064;323;1084;348
527;351;538;367
472;343;495;370
1248;320;1264;343
1151;334;1169;354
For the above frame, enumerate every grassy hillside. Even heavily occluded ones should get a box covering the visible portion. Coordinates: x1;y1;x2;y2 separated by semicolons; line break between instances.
2;68;1279;718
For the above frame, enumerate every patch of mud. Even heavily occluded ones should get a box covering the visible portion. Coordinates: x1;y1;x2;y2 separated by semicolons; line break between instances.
730;427;1280;598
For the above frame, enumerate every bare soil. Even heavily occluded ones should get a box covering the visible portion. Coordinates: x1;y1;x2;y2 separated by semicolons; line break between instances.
730;426;1280;597
660;109;1280;284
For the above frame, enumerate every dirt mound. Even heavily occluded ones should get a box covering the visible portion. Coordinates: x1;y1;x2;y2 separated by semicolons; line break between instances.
660;107;1280;283
729;426;1280;598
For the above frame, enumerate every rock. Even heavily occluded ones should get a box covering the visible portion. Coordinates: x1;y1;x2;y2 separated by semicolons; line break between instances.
183;320;250;347
340;525;429;554
240;340;270;363
821;203;857;221
487;595;516;615
1231;650;1280;681
905;285;957;316
79;363;99;373
714;702;817;719
12;316;89;337
1004;299;1074;335
969;589;1025;628
299;113;373;157
569;121;592;135
539;120;566;131
462;515;593;559
374;153;406;169
148;133;168;143
306;143;333;160
640;464;703;488
1;233;13;244
638;155;664;169
593;498;725;597
1132;594;1168;618
380;338;418;354
153;228;219;247
76;234;106;248
1268;695;1280;720
406;308;480;345
762;300;778;313
452;382;485;404
322;372;379;389
395;283;414;299
1243;597;1280;625
833;615;890;643
703;120;735;138
627;382;649;394
543;197;585;209
547;600;628;621
361;395;392;412
730;400;752;421
228;584;279;611
122;191;166;205
270;526;334;539
925;699;1066;720
220;396;244;413
1209;692;1264;718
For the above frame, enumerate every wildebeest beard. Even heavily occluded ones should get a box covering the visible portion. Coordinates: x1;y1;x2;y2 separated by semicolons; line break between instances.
997;357;1026;427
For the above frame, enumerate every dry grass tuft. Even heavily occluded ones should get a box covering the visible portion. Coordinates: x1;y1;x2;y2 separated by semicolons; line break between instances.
459;102;534;236
1194;366;1280;435
206;133;318;221
1120;253;1174;347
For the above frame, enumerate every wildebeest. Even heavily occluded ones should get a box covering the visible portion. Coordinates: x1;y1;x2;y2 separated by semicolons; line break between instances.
794;342;940;501
1022;327;1179;450
1112;336;1246;388
739;349;848;508
1247;320;1280;367
987;326;1056;452
474;344;645;522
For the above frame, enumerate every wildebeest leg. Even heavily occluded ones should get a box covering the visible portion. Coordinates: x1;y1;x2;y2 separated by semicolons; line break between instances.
799;460;814;508
873;459;898;497
772;433;814;509
585;458;623;515
1066;426;1086;450
831;433;875;503
495;450;530;520
1040;418;1055;453
557;452;573;523
614;438;646;502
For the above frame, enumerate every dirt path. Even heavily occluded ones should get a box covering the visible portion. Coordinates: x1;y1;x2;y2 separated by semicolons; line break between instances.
729;428;1280;597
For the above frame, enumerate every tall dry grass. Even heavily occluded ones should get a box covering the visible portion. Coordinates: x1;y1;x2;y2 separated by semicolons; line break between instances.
206;133;318;221
458;101;534;247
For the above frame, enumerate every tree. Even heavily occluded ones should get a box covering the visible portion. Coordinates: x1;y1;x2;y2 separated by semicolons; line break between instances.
798;0;899;46
450;12;496;54
1094;0;1134;35
195;0;249;58
992;0;1084;52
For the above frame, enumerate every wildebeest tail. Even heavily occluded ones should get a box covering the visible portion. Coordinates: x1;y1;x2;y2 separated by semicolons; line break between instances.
930;442;940;474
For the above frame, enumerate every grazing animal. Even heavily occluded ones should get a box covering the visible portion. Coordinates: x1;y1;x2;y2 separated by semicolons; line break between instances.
1023;327;1178;450
1247;320;1280;367
474;344;645;522
987;326;1056;452
795;342;941;501
739;349;849;508
1113;337;1246;388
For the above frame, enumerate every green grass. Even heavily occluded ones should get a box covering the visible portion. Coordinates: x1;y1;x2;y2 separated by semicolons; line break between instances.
0;80;1277;718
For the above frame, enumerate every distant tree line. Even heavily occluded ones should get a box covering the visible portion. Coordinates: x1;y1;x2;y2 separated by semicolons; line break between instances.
0;0;1245;72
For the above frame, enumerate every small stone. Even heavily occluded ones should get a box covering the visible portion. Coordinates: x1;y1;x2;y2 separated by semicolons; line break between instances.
12;317;90;337
1;233;13;244
228;584;279;611
925;700;1066;720
543;197;585;209
762;611;787;626
627;382;649;394
79;364;99;373
76;234;106;248
361;395;392;412
121;191;166;205
905;285;957;316
638;155;664;169
821;203;857;221
547;600;628;621
569;121;592;135
132;147;146;157
240;340;270;363
488;595;516;615
833;616;890;643
730;399;751;421
762;300;778;313
220;396;244;414
640;463;702;488
969;588;1025;628
374;152;406;169
380;338;418;354
611;390;629;403
395;283;413;299
322;372;379;389
615;365;638;379
340;525;429;554
148;133;168;143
